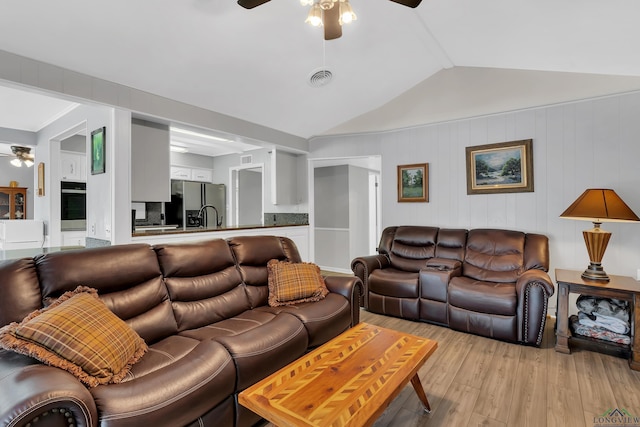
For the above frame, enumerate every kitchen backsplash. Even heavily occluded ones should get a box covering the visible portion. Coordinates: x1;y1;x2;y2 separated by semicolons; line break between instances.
264;213;308;226
135;202;163;226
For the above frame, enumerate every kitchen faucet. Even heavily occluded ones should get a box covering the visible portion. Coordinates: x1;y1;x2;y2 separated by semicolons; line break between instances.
197;205;223;228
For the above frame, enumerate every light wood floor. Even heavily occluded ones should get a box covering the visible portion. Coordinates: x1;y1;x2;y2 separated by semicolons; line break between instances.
361;309;640;427
268;308;640;427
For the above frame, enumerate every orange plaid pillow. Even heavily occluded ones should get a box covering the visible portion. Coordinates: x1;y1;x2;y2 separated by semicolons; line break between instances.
267;259;329;307
0;286;147;387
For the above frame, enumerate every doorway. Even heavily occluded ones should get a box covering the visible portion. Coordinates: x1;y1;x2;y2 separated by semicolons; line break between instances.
309;156;381;272
229;164;264;227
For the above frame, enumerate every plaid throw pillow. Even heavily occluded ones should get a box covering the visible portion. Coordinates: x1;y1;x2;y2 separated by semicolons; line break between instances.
267;259;329;307
0;286;147;387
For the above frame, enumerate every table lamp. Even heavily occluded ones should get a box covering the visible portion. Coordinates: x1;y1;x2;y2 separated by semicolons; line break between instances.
560;189;639;281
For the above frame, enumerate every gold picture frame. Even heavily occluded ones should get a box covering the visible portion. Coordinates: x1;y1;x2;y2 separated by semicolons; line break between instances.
466;139;534;195
397;163;429;203
37;162;45;196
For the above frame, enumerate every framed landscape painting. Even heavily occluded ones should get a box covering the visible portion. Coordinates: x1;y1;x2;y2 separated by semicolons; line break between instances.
466;139;533;195
397;163;429;202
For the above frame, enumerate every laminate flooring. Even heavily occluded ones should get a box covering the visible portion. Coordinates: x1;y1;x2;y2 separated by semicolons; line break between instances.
267;308;640;427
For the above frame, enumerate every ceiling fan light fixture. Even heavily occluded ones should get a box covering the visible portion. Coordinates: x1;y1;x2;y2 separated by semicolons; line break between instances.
10;158;22;167
23;159;34;167
305;3;323;27
318;0;337;10
339;0;357;25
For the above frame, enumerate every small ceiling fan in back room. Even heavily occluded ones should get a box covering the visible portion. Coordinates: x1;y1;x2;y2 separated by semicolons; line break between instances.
237;0;423;40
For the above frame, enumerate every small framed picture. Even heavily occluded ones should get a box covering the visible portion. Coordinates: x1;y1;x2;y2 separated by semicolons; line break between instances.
91;127;106;175
466;139;533;194
397;163;429;203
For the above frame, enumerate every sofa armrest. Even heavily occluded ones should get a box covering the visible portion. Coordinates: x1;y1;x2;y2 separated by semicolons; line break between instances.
425;257;462;271
0;352;98;427
350;255;389;308
515;269;555;345
515;269;555;297
323;275;363;326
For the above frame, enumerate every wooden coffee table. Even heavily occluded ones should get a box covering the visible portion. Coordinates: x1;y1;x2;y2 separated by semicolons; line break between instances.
239;322;438;427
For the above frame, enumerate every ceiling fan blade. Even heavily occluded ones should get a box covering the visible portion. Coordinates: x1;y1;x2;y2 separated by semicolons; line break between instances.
323;5;342;40
388;0;422;7
237;0;271;9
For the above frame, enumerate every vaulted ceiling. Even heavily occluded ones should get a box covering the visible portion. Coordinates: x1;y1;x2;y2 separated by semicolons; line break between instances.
2;0;640;140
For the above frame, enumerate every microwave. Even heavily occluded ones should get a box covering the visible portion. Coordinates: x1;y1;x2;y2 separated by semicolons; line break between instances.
61;181;86;231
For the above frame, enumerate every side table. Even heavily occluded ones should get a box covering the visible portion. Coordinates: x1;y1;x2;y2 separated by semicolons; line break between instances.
555;269;640;370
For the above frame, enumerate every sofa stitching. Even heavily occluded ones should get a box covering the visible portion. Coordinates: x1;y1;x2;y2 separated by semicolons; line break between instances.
6;395;93;427
148;347;177;362
523;281;550;346
231;323;305;358
100;353;233;421
300;300;349;324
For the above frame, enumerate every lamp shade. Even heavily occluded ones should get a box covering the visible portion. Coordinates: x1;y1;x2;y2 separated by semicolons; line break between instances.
560;189;640;223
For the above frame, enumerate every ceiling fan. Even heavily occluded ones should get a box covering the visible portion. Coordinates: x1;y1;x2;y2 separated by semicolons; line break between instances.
0;145;35;167
237;0;423;40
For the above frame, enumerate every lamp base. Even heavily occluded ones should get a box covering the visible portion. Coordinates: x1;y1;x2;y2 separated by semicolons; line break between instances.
582;262;610;282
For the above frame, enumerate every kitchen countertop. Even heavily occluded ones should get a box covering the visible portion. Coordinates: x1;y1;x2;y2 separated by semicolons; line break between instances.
0;245;84;260
131;223;308;237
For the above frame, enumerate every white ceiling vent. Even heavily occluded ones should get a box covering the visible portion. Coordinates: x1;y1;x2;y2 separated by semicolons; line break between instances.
240;154;253;165
308;68;333;88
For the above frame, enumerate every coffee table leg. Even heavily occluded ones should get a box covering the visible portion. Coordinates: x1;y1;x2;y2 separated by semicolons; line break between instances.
410;374;431;413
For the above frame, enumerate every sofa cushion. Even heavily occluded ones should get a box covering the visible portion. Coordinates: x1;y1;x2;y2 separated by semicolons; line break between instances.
228;236;303;308
178;310;278;341
214;313;308;390
90;337;236;426
267;259;328;306
386;226;438;272
448;276;517;316
35;244;177;345
369;268;419;298
0;257;42;326
0;286;147;387
463;229;526;283
255;293;352;347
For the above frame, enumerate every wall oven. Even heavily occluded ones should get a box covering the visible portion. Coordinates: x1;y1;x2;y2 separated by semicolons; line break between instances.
61;181;86;231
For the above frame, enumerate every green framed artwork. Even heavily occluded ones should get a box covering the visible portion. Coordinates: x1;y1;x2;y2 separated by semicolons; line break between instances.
397;163;428;202
91;127;106;175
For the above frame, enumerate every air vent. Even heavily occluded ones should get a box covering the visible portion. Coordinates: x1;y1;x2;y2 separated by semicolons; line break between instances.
240;155;253;165
308;68;333;88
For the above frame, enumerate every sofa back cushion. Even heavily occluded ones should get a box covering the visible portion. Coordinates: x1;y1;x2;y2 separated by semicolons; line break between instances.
154;239;249;331
0;258;42;327
35;244;177;344
227;236;302;307
463;229;526;283
378;226;439;272
434;229;467;261
524;233;550;271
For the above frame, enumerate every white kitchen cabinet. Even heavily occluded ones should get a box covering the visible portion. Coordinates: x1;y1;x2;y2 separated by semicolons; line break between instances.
170;166;192;180
191;168;213;182
131;120;171;202
271;149;298;205
61;230;86;247
60;151;87;182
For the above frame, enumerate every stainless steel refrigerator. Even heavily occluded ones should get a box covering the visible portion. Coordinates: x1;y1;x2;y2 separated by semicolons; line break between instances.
165;180;226;229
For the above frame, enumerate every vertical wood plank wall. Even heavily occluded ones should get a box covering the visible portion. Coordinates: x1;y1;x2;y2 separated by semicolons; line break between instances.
310;91;640;310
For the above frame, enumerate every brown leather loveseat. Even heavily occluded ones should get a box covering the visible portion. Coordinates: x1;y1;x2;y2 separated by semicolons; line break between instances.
351;226;554;345
0;235;362;427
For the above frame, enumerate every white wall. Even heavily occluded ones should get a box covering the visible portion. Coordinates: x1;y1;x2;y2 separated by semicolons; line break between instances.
35;104;117;246
310;91;640;305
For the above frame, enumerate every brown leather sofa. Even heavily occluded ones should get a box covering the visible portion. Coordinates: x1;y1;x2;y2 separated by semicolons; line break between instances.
0;235;362;427
351;226;554;346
